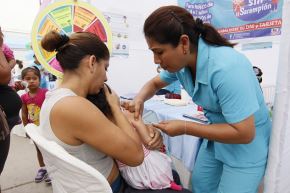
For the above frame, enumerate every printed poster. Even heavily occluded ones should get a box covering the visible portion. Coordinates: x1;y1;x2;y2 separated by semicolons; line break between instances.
104;12;129;57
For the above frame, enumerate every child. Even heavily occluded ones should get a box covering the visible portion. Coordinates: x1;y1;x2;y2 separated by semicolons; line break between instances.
87;87;182;191
20;67;50;183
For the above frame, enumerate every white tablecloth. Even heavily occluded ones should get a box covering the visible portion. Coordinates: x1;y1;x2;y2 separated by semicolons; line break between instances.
143;99;201;171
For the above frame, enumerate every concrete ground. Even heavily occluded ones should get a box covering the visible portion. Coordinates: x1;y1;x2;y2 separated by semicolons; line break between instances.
0;132;52;193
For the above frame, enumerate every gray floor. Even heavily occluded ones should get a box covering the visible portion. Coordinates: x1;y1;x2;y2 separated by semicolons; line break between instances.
1;134;52;193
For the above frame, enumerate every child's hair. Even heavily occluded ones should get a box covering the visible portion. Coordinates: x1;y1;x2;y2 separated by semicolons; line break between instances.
21;67;41;80
86;84;113;117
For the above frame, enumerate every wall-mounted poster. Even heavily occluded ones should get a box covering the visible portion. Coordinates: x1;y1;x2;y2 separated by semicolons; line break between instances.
178;0;283;40
31;0;112;78
104;12;129;57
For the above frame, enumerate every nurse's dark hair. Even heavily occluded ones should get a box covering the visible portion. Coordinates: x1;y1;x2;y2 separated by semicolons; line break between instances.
41;30;109;71
144;5;236;50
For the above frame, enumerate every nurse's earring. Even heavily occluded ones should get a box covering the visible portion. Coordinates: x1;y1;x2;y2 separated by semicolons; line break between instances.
183;50;187;55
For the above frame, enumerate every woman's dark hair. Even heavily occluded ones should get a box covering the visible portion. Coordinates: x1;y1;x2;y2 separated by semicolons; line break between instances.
144;5;236;50
41;31;110;71
16;59;23;69
253;66;263;83
87;84;112;117
21;66;41;80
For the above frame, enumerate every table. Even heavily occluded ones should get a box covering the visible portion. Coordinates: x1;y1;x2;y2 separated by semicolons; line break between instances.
143;98;202;171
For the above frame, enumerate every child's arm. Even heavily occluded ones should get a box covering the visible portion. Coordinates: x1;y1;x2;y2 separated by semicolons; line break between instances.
126;112;152;145
133;121;152;145
21;103;29;126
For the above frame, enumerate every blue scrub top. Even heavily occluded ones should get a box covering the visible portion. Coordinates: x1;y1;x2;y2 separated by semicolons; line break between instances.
160;38;272;167
164;80;181;94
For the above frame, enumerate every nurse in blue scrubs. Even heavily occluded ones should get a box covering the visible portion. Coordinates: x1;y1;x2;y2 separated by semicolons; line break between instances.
122;5;272;193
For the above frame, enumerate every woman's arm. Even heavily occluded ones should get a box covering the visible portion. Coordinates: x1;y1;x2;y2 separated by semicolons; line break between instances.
8;58;16;69
0;50;11;85
50;96;144;166
154;115;255;144
122;75;168;119
124;111;151;145
104;85;143;147
187;115;255;144
21;103;29;126
135;75;168;103
134;123;152;145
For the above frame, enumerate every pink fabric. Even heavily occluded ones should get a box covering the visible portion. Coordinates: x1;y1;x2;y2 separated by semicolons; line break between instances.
21;88;48;125
1;44;14;61
117;145;175;190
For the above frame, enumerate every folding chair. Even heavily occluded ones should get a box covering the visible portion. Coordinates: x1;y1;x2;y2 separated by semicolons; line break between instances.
25;123;112;193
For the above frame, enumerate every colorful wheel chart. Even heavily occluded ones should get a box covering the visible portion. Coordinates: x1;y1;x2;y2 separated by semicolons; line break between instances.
31;0;112;78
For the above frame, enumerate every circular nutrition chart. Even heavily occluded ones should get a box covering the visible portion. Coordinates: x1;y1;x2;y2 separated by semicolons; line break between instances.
31;0;112;78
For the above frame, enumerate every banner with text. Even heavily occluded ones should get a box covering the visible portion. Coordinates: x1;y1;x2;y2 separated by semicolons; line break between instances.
178;0;283;40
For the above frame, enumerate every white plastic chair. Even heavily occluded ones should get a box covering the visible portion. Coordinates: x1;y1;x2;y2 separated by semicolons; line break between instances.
25;123;112;193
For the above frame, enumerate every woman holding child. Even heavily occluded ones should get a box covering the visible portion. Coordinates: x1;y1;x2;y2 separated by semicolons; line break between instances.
39;30;191;193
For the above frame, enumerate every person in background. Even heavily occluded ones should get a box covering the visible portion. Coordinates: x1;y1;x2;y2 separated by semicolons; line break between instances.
0;26;16;69
122;5;272;193
12;59;24;80
155;65;181;95
20;67;50;183
253;66;263;84
31;54;48;89
0;28;22;185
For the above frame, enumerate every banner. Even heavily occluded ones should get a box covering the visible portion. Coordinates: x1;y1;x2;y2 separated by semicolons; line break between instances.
178;0;283;40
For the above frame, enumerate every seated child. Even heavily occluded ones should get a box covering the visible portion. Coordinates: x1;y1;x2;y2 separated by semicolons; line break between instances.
87;87;182;191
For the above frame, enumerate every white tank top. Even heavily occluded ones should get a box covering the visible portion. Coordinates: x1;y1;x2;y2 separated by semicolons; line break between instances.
39;88;113;178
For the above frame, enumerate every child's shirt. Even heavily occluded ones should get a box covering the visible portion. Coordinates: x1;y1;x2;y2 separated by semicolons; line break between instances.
1;44;14;61
21;88;48;126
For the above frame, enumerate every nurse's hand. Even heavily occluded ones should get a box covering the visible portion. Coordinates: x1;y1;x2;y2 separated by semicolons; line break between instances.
121;99;144;120
153;120;186;137
145;124;163;150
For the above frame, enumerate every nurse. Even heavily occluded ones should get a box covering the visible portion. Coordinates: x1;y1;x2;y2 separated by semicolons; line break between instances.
122;5;272;193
